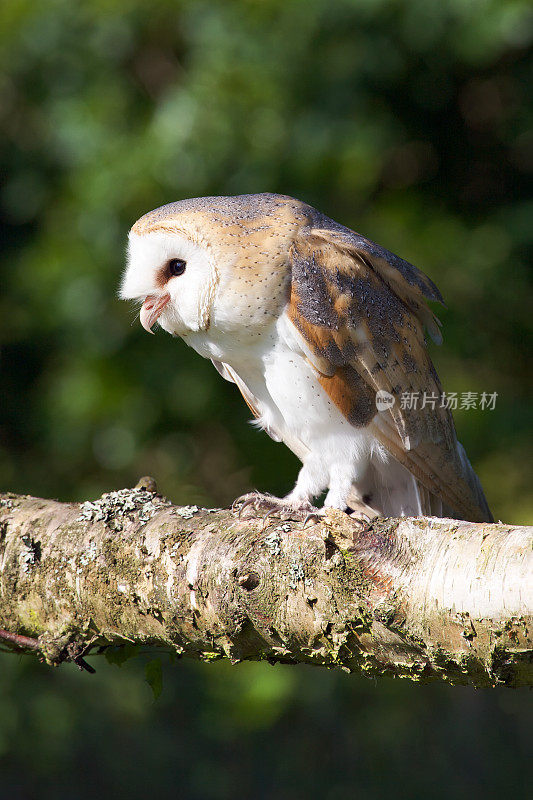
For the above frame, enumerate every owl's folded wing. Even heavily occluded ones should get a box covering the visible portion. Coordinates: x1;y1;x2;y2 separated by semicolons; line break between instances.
285;225;492;522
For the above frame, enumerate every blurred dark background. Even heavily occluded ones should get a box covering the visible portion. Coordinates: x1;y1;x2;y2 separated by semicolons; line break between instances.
0;1;531;797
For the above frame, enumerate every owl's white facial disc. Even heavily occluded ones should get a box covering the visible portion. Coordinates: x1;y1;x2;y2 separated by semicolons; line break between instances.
120;230;217;334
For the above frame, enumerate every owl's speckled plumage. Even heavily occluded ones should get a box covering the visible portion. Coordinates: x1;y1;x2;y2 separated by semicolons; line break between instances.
121;193;492;523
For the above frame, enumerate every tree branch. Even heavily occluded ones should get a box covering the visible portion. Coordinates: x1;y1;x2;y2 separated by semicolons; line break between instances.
0;480;531;687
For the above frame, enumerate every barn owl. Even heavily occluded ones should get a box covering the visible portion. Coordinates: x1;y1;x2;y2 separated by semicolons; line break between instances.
120;193;492;523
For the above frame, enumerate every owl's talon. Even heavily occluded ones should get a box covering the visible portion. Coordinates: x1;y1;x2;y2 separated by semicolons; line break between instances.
262;508;278;525
232;493;257;517
302;511;323;527
233;492;268;518
236;500;246;517
239;500;256;518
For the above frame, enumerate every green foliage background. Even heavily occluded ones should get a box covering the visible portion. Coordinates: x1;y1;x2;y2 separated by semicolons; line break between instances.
0;1;531;797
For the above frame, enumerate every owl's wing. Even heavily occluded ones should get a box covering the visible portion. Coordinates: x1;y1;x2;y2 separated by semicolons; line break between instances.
210;359;284;445
210;358;268;425
286;225;492;522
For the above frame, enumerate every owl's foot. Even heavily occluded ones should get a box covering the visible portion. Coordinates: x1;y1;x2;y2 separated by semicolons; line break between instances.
232;492;321;524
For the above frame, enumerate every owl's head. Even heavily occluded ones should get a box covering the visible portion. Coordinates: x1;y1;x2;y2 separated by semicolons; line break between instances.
120;194;308;336
120;205;221;336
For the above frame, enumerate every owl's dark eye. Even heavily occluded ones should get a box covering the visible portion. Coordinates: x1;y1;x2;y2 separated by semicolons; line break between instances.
168;258;186;277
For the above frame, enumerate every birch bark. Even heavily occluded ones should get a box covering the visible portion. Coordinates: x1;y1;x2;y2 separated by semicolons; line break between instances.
0;481;531;687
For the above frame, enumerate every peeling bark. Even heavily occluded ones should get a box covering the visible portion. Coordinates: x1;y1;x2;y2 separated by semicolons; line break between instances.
0;480;531;687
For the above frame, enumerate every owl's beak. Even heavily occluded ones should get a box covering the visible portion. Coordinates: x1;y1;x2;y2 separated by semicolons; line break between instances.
140;293;171;334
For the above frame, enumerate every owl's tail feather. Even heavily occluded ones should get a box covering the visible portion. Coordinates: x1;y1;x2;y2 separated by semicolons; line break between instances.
348;443;493;523
454;441;493;522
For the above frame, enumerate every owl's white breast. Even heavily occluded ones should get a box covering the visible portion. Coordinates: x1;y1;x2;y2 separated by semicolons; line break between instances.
184;310;376;472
